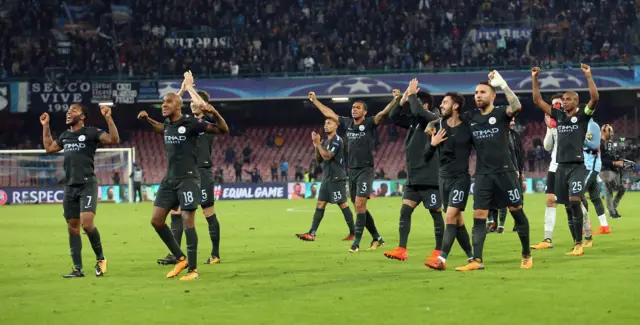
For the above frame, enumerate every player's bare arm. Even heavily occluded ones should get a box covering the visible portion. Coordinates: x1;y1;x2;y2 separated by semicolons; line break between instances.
531;67;552;115
374;89;401;125
137;110;164;133
582;64;599;113
308;92;339;122
98;105;120;145
489;70;522;116
40;113;62;153
312;131;334;161
201;104;229;134
314;145;322;164
406;78;438;122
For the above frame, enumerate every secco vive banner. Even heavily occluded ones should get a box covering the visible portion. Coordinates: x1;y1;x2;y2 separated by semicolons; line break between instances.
30;80;92;112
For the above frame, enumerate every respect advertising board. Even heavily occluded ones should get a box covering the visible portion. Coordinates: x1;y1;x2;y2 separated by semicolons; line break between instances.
30;81;92;112
0;187;65;205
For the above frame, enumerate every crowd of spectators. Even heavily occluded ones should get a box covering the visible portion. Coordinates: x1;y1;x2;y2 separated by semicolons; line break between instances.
1;0;639;80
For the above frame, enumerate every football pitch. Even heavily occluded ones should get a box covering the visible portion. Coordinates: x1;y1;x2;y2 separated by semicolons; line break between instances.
0;194;638;325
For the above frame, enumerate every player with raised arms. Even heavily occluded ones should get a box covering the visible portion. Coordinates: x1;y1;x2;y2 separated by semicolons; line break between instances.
531;64;599;256
41;103;120;278
138;71;225;280
308;90;399;252
455;71;533;271
154;77;229;266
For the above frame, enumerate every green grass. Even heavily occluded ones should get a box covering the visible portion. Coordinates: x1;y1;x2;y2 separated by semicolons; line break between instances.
1;194;638;325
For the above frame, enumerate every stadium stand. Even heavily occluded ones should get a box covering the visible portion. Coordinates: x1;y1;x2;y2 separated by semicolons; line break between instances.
2;0;638;79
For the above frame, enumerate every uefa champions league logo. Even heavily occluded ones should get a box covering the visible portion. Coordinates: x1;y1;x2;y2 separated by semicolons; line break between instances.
517;72;584;89
327;77;393;94
158;81;182;99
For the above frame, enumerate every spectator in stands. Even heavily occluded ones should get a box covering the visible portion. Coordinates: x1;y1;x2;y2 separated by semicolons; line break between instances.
280;157;289;181
397;166;408;179
275;134;284;149
243;145;252;164
234;161;243;182
271;162;278;181
225;146;235;164
376;168;386;180
245;166;262;183
295;159;304;181
214;167;224;184
266;135;275;148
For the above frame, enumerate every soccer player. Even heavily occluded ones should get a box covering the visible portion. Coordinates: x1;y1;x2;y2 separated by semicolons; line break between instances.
40;104;120;278
156;84;229;265
308;90;399;252
384;79;444;261
531;94;563;249
600;124;625;220
456;71;533;271
423;92;475;270
531;64;599;256
138;72;223;280
295;119;355;241
580;118;606;245
488;116;525;233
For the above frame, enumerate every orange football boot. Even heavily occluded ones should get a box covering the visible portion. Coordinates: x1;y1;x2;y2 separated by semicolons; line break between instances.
383;247;408;261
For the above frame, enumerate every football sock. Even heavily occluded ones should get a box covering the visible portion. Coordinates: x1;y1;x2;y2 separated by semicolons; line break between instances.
498;208;507;227
398;204;414;248
488;209;496;223
365;210;381;240
565;206;576;241
510;209;531;256
581;204;592;238
69;233;83;270
472;218;487;261
353;212;366;246
155;224;185;259
206;214;220;258
86;227;104;260
544;207;556;240
184;227;198;271
570;200;584;243
598;213;608;227
430;210;444;250
591;197;606;221
309;208;325;235
170;214;183;247
439;224;457;260
456;224;474;259
340;206;355;235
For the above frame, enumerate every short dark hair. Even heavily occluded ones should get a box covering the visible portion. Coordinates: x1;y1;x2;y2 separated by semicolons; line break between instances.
477;81;495;93
444;92;465;109
551;92;563;101
417;91;435;110
197;90;210;102
78;104;88;119
354;100;368;111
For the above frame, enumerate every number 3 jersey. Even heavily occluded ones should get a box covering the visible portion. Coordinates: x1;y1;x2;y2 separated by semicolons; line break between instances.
55;126;104;185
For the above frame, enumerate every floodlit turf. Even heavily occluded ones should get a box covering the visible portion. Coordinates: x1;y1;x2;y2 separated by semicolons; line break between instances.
0;194;638;325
